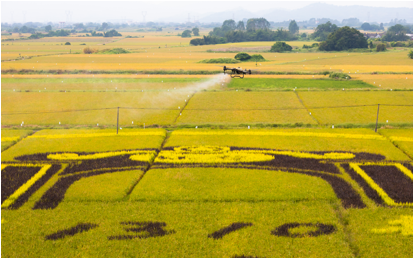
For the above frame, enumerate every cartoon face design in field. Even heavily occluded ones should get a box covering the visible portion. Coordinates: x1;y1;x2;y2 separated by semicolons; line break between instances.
1;146;412;210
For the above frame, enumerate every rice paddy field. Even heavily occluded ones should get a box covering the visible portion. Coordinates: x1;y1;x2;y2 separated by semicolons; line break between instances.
1;30;412;257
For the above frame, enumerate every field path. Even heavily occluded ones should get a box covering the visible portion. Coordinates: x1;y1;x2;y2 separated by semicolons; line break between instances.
294;91;321;125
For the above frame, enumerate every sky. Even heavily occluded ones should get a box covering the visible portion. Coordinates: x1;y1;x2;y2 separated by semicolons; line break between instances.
1;0;413;23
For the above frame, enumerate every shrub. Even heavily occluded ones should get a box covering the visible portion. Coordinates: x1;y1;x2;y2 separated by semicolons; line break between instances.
390;41;407;47
329;72;351;80
409;50;413;59
98;48;130;54
250;54;265;61
270;42;292;52
234;52;251;61
83;47;98;54
80;43;86;45
376;43;387;52
199;58;240;64
64;42;71;45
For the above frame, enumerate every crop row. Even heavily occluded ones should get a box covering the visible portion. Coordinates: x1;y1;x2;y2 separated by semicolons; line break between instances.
371;215;413;236
48;150;157;162
389;136;413;142
349;162;413;206
1;164;51;208
1;136;20;142
155;146;355;164
28;131;166;139
171;131;386;140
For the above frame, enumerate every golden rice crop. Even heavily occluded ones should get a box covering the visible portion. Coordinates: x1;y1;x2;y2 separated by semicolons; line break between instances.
299;91;413;124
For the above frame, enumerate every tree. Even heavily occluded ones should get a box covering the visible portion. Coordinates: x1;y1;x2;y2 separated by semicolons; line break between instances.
222;20;236;31
361;23;370;31
379;23;384;31
288;20;299;34
342;18;360;27
45;25;52;32
101;22;109;31
65;42;71;45
369;41;374;49
310;21;338;41
181;30;192;37
376;43;386;52
103;29;122;37
382;24;409;41
318;26;368;51
234;52;251;61
408;50;413;59
270;42;292;52
236;21;245;31
74;23;85;30
246;18;270;31
192;27;199;36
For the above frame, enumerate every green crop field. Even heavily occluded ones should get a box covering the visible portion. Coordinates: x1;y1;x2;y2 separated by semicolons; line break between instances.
227;78;376;90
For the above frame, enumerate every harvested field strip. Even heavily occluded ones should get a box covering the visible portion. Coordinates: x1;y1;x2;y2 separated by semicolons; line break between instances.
349;163;413;207
172;130;386;140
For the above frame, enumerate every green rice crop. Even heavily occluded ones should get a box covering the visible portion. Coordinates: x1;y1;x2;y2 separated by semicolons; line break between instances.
227;78;375;90
129;168;337;202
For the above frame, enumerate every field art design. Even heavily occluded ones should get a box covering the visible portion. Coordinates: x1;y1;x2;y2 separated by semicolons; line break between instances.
4;144;412;209
1;128;413;257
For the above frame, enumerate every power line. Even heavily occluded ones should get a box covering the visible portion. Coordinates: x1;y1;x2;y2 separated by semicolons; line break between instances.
2;104;412;116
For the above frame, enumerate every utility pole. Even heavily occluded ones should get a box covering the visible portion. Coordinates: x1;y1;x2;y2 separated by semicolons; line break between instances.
117;107;119;134
375;104;380;132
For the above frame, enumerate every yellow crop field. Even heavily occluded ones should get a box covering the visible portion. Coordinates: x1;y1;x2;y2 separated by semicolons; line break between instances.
177;91;316;124
2;34;412;73
0;74;217;79
165;128;410;161
352;74;413;89
1;91;189;125
299;91;413;124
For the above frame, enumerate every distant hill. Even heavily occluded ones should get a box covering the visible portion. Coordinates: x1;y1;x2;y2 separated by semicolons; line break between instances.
193;3;412;24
